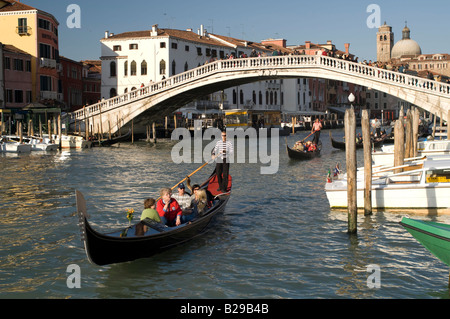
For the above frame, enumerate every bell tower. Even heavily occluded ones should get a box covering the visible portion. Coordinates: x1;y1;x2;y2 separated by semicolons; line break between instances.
377;22;394;63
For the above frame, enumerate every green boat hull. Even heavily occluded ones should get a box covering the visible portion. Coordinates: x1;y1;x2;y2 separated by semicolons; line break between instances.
400;217;450;267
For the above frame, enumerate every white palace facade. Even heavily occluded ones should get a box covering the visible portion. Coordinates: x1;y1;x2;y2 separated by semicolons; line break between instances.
100;24;313;118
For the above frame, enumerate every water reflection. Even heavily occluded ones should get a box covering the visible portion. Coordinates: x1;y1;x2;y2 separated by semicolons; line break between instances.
1;132;450;298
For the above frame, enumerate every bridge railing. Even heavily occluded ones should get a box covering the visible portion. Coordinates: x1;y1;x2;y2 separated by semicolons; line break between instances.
69;55;450;122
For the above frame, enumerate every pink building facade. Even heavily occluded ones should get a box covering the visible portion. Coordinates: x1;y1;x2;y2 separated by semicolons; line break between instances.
3;44;32;109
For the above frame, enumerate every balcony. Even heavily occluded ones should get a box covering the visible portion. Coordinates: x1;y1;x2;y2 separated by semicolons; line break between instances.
40;91;60;100
16;26;32;36
40;57;57;69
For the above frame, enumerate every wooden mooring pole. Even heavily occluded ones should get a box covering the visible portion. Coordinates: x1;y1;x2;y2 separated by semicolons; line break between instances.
362;110;372;216
413;108;420;157
405;109;413;159
345;108;357;234
394;114;405;173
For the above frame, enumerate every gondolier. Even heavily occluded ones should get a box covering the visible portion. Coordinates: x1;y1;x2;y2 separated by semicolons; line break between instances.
212;130;233;192
311;118;322;145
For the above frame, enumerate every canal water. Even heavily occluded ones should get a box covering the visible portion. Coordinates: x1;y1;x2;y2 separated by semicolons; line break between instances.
1;129;450;299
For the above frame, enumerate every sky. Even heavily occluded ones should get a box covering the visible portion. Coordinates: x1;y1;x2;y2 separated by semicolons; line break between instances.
24;0;450;62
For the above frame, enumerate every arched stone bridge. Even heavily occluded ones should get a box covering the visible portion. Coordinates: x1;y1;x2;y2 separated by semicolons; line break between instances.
68;55;450;135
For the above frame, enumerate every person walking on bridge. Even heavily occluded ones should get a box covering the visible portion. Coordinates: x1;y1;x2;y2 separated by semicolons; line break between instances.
212;130;234;193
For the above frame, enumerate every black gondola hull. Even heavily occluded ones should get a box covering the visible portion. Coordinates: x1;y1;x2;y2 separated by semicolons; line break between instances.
286;144;320;160
329;132;384;150
76;172;231;266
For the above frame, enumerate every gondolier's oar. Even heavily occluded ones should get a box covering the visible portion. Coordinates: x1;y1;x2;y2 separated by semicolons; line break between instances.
301;131;314;142
155;160;213;201
170;159;213;191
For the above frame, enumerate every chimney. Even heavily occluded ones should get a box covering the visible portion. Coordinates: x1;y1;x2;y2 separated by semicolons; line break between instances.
345;43;350;54
200;24;204;37
151;24;158;36
105;31;109;39
305;41;311;49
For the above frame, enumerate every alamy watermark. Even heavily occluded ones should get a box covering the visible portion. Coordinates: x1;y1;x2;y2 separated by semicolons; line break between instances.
366;4;381;29
171;121;279;175
66;4;81;29
66;264;81;288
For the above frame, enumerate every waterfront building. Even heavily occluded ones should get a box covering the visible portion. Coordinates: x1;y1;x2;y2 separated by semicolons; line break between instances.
290;40;366;116
0;0;61;107
59;56;83;112
81;60;102;107
2;44;32;109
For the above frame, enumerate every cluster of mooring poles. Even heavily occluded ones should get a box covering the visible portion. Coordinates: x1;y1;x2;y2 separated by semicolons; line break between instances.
344;102;424;234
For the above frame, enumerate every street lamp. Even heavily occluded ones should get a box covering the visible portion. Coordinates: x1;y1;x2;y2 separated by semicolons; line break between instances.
348;93;355;104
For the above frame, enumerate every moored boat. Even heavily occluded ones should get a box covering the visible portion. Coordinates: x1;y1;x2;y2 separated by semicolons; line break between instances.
6;135;58;151
92;129;132;147
400;217;450;266
325;157;450;209
76;170;232;266
0;137;32;153
330;131;385;150
50;134;92;149
372;139;450;166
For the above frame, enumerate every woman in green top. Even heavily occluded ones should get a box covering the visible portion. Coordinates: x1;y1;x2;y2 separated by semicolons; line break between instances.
140;198;161;222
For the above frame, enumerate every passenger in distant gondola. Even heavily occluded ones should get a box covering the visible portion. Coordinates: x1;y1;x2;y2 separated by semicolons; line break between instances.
294;140;305;151
156;188;182;226
306;141;316;152
311;118;322;145
356;133;363;143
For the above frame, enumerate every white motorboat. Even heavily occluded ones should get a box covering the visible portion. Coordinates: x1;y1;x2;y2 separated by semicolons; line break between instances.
49;134;92;149
28;137;58;151
372;139;450;166
0;139;32;153
4;135;58;151
325;157;450;209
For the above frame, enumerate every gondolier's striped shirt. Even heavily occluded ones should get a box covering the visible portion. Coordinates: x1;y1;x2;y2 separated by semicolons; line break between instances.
213;139;233;163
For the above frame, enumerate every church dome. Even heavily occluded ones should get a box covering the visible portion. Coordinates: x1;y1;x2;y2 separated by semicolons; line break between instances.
391;24;422;59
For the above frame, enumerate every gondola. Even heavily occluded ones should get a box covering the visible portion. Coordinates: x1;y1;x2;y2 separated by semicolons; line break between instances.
329;131;385;150
286;141;322;160
92;129;132;147
76;170;231;266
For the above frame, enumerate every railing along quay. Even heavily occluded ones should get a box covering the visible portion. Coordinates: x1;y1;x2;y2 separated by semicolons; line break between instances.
69;55;450;122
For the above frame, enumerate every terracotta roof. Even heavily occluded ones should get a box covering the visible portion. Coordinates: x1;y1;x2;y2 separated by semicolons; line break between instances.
2;43;30;56
0;0;36;12
105;28;230;47
104;27;277;52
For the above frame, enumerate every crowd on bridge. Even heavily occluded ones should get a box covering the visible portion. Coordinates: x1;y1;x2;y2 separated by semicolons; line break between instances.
203;44;449;84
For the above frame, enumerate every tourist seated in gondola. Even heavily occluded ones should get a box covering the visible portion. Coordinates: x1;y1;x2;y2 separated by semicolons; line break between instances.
304;141;316;152
181;189;208;224
156;188;182;226
171;183;192;212
135;198;161;236
186;175;215;204
356;133;363;143
293;141;305;151
140;198;161;223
